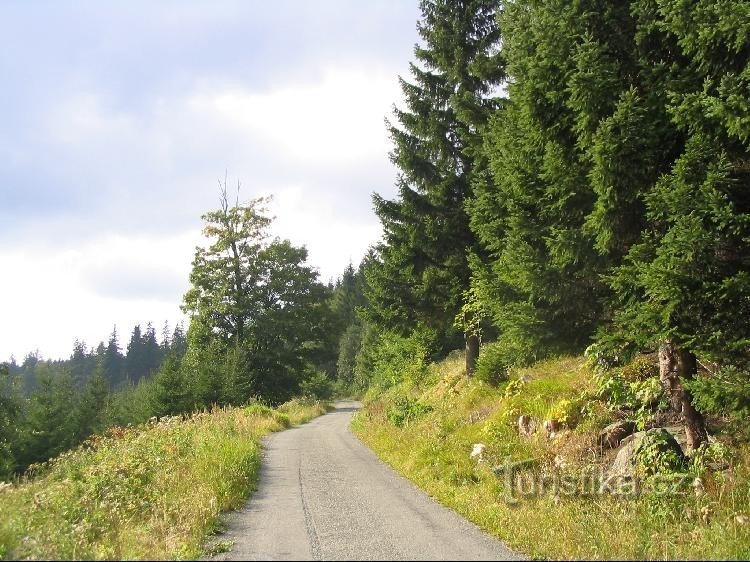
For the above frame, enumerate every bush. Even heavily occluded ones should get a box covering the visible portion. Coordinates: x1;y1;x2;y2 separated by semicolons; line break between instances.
245;403;290;428
634;428;686;477
594;358;667;430
299;371;335;400
356;327;437;390
620;355;658;382
474;339;532;385
387;396;432;428
687;366;750;438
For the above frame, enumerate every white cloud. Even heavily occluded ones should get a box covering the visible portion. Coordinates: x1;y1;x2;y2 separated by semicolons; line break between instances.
0;232;199;360
191;66;399;167
1;65;403;360
269;185;382;283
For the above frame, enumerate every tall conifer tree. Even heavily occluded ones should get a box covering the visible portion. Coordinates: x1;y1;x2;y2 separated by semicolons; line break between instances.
367;0;504;374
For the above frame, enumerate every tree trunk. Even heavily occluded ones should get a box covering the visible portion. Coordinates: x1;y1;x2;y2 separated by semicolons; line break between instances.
466;333;479;378
658;341;708;451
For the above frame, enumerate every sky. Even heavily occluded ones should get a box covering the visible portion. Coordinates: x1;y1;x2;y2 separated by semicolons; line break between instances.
0;1;422;361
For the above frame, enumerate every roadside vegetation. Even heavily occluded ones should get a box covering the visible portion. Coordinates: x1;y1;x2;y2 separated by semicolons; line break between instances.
0;398;328;560
354;353;750;560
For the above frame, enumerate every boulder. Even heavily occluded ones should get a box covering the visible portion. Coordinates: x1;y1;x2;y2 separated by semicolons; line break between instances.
598;420;636;450
609;431;644;477
609;428;687;478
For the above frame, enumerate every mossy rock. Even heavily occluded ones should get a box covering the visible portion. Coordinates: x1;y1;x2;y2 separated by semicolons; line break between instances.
633;428;686;476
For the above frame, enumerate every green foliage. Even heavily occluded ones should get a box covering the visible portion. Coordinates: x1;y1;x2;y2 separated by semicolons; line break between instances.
0;401;327;560
355;354;750;560
620;355;659;382
356;327;436;391
181;185;335;406
690;440;735;474
16;367;78;469
594;360;666;430
633;428;687;477
75;363;110;440
386;396;432;428
299;371;335;401
0;364;19;480
336;322;363;390
366;0;504;351
473;339;529;386
150;353;190;417
687;366;750;437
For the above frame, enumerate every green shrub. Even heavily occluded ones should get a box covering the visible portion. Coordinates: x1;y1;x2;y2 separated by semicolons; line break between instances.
387;396;432;428
356;327;437;390
690;440;735;474
620;355;659;382
594;360;666;430
299;371;335;400
687;366;750;438
634;428;686;477
244;403;290;428
474;339;532;386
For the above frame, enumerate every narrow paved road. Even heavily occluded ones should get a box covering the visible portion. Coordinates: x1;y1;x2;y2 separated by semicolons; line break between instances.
210;401;520;561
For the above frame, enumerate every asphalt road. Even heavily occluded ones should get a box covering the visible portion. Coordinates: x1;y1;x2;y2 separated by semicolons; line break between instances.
209;400;520;561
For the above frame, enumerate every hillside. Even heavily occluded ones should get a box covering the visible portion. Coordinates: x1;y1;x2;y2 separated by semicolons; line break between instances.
353;353;750;560
0;399;327;560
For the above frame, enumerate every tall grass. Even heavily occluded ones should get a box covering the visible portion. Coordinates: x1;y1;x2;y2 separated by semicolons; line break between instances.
0;398;328;560
353;355;750;560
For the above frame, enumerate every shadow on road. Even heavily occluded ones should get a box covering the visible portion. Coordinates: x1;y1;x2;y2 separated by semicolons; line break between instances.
332;406;361;413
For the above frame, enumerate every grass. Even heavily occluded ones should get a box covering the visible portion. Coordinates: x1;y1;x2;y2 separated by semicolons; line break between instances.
0;397;329;560
353;354;750;560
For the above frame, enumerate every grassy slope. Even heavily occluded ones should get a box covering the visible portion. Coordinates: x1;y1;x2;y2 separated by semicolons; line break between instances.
0;398;328;560
353;354;750;560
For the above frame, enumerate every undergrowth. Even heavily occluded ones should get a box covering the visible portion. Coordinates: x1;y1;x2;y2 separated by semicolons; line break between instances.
353;354;750;560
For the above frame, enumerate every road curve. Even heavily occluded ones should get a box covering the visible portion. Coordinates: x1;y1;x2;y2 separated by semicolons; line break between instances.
210;400;520;561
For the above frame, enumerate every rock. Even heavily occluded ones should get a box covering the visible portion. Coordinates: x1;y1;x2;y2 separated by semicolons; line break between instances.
736;514;749;525
517;415;537;437
608;428;686;477
609;432;644;477
470;443;486;462
543;419;561;438
598;421;636;450
663;424;689;454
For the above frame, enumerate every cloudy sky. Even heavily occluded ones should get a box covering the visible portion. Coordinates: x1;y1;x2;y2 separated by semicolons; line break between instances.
0;1;421;361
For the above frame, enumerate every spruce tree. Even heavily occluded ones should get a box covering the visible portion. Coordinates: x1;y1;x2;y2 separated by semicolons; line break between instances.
18;366;77;467
125;324;144;381
368;0;504;375
75;362;109;440
142;322;161;378
103;326;125;387
603;0;750;449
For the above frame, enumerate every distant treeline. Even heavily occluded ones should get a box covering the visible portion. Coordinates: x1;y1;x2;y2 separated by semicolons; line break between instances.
7;322;187;396
0;322;187;477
